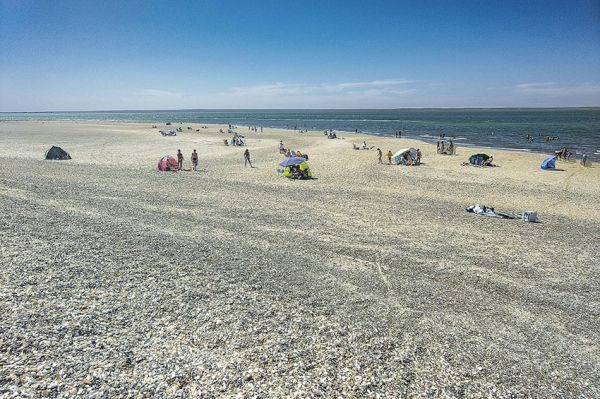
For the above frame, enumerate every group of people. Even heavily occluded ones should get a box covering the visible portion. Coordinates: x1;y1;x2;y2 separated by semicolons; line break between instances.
437;140;455;155
176;149;200;171
279;141;307;159
353;141;370;150
524;134;561;143
394;130;403;138
555;147;572;160
248;126;262;132
281;163;311;179
227;132;246;146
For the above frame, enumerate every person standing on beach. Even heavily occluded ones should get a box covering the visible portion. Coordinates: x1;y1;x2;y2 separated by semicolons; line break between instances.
191;149;198;171
243;149;253;167
377;148;383;164
177;149;184;170
416;149;422;165
387;150;393;164
582;153;589;166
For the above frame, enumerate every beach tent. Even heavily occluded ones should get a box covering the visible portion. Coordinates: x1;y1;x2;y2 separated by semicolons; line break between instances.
540;156;556;170
158;155;178;171
45;146;71;160
392;148;416;164
468;153;490;166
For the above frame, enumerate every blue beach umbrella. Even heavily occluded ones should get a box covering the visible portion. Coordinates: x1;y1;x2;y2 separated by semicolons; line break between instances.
279;157;307;167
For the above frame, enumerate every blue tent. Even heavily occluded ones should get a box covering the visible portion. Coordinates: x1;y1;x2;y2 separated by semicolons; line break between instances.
540;156;556;170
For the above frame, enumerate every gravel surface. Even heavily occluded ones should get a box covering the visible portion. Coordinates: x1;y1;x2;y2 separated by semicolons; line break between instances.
1;121;599;397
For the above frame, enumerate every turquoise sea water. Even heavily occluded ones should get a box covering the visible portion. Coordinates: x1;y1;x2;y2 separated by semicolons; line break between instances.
2;109;599;160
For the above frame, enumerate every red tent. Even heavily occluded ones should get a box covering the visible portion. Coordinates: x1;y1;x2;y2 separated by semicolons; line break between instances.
158;155;178;171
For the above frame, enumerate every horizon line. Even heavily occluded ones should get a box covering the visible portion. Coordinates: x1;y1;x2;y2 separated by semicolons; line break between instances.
2;106;600;113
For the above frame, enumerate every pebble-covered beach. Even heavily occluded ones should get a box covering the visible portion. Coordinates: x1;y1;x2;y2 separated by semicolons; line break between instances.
1;121;599;397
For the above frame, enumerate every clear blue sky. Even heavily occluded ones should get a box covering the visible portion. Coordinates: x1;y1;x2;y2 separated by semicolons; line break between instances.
1;0;599;110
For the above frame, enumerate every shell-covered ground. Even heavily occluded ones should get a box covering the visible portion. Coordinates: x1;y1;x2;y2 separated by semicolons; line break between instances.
1;121;599;398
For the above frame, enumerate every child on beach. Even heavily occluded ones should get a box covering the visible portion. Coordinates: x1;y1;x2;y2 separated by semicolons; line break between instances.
387;150;393;164
243;149;253;167
177;149;184;170
377;148;382;164
191;149;198;171
416;149;421;165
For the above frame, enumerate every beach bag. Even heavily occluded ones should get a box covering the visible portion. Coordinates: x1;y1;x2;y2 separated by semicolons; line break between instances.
522;211;538;222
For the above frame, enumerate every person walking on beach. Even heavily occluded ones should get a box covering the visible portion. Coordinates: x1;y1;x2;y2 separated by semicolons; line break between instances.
387;150;393;164
377;148;382;164
243;149;253;168
191;149;198;171
177;149;184;170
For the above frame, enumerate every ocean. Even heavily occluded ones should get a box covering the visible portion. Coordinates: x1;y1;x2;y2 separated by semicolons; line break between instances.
2;109;599;160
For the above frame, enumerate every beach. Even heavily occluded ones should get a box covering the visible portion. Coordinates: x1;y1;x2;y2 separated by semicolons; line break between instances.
1;121;599;397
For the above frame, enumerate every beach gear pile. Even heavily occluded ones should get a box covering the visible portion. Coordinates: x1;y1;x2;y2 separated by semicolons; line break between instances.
45;146;71;160
466;204;539;222
279;157;313;179
157;155;178;171
160;130;177;136
392;148;417;165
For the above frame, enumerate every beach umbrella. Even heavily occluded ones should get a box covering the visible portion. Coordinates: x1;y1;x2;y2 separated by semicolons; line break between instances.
540;156;556;170
158;155;178;171
392;148;416;164
279;157;307;167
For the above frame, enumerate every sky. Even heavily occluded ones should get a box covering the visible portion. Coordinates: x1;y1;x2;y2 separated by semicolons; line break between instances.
1;0;599;111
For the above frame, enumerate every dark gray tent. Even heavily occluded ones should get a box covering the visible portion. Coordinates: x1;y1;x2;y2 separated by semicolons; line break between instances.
468;153;489;166
45;146;71;160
